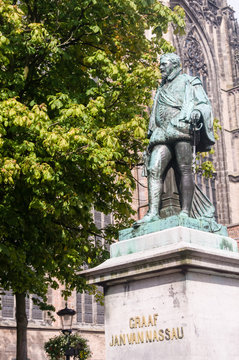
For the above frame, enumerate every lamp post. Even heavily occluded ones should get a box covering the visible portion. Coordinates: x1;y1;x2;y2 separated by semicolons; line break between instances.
57;303;76;360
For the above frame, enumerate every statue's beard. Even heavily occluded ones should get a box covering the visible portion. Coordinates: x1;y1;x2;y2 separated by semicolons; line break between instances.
161;68;174;80
161;66;182;81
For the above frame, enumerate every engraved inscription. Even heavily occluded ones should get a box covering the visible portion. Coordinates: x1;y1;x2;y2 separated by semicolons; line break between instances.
109;313;184;347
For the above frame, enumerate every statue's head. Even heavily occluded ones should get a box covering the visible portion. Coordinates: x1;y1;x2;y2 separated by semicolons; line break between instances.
159;53;181;80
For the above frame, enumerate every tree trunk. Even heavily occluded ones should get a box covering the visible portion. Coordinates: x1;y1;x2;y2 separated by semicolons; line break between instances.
16;293;28;360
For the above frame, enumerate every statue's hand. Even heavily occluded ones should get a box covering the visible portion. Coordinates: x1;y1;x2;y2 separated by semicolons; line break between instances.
190;110;201;124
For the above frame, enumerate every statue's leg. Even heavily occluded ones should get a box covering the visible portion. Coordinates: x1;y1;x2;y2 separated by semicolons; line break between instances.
174;141;194;216
134;144;172;226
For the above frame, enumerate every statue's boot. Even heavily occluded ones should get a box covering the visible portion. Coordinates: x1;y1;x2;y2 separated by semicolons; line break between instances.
179;166;194;217
133;176;161;227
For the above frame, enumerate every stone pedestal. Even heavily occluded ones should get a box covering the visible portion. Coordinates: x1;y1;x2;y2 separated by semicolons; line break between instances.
83;227;239;360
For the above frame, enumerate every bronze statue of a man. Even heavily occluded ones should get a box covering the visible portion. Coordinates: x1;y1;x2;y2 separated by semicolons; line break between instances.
135;53;215;226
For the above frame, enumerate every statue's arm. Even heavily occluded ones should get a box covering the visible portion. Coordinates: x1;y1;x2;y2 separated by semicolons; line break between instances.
148;87;160;138
191;79;215;149
192;81;213;129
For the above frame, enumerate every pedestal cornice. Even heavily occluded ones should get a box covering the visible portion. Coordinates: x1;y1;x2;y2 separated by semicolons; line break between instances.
82;228;239;286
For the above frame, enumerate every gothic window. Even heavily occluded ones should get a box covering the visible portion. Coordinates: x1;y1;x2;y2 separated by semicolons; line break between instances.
94;210;102;231
1;291;14;318
76;293;82;323
103;214;112;251
93;209;113;250
183;29;208;79
26;296;30;319
96;302;104;324
0;291;43;321
84;292;93;324
94;210;113;230
32;296;43;320
76;286;104;326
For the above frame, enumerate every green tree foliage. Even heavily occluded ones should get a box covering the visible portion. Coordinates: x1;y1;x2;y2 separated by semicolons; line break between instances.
44;333;91;360
0;0;184;299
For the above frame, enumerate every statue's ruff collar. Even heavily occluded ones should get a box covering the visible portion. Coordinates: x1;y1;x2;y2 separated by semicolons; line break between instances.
161;67;182;86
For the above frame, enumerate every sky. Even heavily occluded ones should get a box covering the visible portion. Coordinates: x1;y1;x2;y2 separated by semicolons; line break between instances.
227;0;239;20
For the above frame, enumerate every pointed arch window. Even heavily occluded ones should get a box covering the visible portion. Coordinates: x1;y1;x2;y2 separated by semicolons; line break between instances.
183;28;208;80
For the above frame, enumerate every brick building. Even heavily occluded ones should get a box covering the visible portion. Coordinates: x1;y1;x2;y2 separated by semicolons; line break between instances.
1;0;239;359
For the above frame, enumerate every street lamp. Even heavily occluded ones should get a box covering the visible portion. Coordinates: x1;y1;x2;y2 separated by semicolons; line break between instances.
57;303;76;335
57;303;77;360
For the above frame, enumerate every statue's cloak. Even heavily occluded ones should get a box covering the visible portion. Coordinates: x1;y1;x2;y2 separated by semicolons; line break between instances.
148;73;215;152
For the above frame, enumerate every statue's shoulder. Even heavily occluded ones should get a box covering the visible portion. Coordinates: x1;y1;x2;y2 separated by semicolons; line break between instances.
181;73;202;86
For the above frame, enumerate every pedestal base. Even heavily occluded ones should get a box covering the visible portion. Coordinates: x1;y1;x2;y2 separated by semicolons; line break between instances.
83;228;239;359
119;215;228;241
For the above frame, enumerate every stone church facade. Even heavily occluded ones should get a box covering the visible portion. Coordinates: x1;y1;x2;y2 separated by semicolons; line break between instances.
1;1;239;359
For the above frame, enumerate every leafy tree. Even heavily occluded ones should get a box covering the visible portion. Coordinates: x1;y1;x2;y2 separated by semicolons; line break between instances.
44;333;91;360
0;0;184;359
